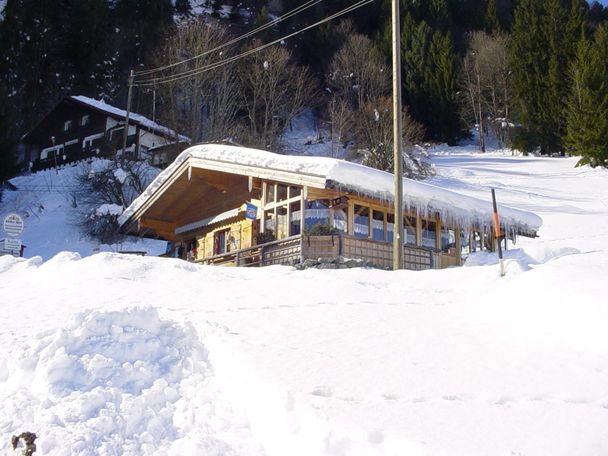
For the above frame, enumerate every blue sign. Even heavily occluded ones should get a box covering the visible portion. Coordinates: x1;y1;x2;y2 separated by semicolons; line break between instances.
245;203;258;220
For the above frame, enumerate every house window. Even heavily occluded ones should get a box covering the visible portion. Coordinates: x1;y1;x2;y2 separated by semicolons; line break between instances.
289;201;301;235
63;120;73;132
441;227;456;253
214;230;228;255
333;206;347;232
354;205;370;238
80;115;90;127
405;216;417;245
304;200;330;231
372;210;384;241
421;220;437;249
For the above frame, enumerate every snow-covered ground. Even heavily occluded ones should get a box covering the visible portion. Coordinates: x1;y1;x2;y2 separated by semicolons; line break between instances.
0;160;166;260
1;148;608;455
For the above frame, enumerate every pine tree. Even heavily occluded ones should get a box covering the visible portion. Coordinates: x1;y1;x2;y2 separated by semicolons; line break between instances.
485;0;501;33
401;17;464;144
511;0;581;154
565;25;608;167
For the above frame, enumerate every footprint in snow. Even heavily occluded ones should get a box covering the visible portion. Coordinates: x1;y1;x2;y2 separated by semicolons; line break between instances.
311;385;333;398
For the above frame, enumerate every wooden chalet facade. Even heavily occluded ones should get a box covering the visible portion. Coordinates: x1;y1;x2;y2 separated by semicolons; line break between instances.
20;95;189;172
119;145;542;270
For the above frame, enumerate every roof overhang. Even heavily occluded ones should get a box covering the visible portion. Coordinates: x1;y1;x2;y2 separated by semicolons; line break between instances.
120;154;327;240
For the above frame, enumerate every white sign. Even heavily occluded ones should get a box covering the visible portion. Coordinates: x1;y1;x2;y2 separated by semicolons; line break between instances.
3;213;24;237
4;238;21;251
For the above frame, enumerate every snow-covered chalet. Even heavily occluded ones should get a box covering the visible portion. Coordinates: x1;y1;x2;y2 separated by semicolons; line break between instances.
119;144;542;270
20;95;190;172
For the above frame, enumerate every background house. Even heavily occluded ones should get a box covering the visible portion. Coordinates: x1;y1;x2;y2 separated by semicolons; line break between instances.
19;95;190;172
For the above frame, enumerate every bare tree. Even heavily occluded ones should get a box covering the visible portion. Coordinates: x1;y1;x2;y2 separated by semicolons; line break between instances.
237;42;318;150
461;32;513;150
327;94;354;157
327;32;390;111
357;97;429;178
154;20;241;144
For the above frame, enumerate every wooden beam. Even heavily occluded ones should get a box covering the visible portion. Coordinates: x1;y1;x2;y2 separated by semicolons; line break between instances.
140;217;176;233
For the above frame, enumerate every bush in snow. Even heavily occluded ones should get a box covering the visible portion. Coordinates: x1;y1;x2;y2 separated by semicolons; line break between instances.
72;159;158;244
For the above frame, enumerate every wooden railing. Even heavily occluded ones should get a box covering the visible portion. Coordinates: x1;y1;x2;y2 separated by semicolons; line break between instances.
196;233;453;271
196;235;302;267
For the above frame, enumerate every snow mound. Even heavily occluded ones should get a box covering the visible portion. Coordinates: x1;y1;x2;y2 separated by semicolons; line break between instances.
465;245;581;270
31;307;207;396
0;308;252;455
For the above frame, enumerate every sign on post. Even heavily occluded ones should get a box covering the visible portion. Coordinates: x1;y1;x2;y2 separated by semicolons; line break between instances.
4;238;21;252
3;213;24;237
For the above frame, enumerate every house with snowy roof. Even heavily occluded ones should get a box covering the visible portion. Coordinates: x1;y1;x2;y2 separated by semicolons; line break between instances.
118;144;542;270
20;95;190;172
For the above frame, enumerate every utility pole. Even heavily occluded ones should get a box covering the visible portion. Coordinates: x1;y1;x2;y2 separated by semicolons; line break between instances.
392;0;404;270
121;70;135;159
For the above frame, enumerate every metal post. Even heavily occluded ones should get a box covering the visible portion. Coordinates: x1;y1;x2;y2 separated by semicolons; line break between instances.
121;70;135;159
392;0;404;270
491;188;505;277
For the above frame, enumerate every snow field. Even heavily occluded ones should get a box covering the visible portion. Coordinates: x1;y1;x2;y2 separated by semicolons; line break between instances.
1;150;608;455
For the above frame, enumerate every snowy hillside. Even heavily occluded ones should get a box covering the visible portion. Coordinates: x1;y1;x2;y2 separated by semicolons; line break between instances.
1;149;608;455
0;160;166;260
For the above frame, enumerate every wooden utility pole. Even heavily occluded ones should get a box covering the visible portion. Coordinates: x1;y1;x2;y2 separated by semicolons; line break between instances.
121;70;135;159
392;0;404;270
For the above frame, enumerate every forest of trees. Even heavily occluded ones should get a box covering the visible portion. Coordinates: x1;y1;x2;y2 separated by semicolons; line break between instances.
1;0;608;184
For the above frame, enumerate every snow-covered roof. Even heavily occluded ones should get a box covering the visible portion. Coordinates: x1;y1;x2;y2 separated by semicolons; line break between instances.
70;96;190;143
119;144;542;235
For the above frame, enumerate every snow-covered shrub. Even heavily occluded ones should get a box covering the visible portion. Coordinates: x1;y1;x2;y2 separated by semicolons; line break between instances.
72;159;158;244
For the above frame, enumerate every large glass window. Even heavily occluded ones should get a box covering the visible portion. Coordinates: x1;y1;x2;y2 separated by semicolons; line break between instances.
354;205;370;238
266;184;275;204
441;227;456;253
333;207;348;232
290;202;301;235
289;186;301;198
387;213;394;242
277;184;288;202
421;220;437;248
305;200;330;231
277;206;288;239
405;216;416;245
372;210;385;241
264;209;276;236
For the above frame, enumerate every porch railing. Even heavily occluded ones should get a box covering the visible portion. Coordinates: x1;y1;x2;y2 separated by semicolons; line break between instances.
196;235;302;267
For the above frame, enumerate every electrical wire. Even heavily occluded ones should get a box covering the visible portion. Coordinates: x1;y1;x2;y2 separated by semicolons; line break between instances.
133;0;375;87
134;0;324;77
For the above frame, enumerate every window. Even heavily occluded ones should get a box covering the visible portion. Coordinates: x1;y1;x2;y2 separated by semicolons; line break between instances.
354;205;370;238
372;210;384;241
304;200;330;231
214;230;228;255
80;115;90;127
387;213;394;241
333;207;348;232
441;227;456;253
277;206;288;239
63;120;73;132
405;216;416;245
421;220;437;248
290;201;301;235
266;184;275;203
277;184;288;202
264;209;276;235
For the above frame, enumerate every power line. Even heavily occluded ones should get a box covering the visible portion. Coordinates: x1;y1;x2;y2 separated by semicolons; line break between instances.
133;0;375;87
135;0;324;77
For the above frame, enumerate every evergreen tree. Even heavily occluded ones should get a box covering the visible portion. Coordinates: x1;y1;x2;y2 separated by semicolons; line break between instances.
485;0;501;33
401;17;464;144
565;25;608;167
511;0;582;154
